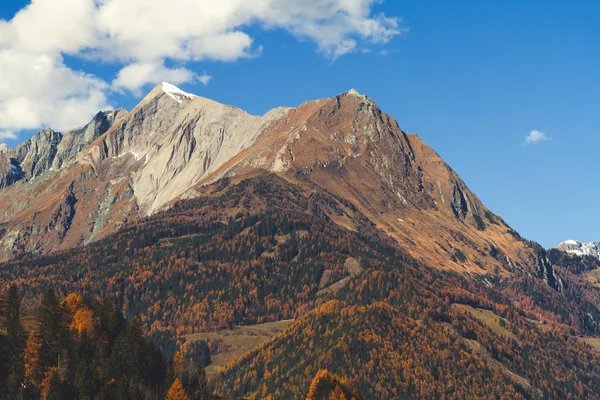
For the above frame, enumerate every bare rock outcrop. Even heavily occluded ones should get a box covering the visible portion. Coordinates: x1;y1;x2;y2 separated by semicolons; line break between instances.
52;109;127;170
10;128;62;179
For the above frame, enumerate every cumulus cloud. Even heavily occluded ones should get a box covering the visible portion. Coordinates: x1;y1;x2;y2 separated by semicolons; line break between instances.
524;130;552;145
0;0;403;140
0;50;109;132
0;131;17;142
112;62;199;95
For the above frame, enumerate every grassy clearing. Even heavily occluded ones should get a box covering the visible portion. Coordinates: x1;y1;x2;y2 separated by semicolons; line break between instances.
583;338;600;353
584;268;600;288
453;304;518;341
187;320;293;375
525;317;550;331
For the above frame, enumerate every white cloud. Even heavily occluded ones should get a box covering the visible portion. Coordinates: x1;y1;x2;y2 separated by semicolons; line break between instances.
0;50;109;132
112;62;198;95
0;0;403;139
0;131;17;142
198;73;212;86
524;130;552;145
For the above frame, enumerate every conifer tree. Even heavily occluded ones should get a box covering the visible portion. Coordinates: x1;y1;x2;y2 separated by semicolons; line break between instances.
190;361;211;400
38;288;66;368
5;284;24;353
5;284;25;399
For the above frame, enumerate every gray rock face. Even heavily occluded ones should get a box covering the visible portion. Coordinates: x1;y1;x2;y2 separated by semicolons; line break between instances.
10;128;63;179
0;109;126;187
52;109;127;170
80;83;289;214
0;152;24;189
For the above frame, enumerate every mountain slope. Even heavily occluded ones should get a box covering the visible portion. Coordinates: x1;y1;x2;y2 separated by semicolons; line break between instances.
189;89;542;277
0;83;290;260
2;173;600;398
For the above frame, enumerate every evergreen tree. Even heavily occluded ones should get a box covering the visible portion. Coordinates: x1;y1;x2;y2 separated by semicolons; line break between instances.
5;284;25;399
0;335;10;398
5;284;25;352
38;288;67;368
190;361;211;400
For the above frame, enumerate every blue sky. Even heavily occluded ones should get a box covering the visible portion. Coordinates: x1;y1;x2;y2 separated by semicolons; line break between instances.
0;0;598;248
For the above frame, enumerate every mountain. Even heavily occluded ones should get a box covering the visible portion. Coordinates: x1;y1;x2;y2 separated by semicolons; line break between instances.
556;240;600;260
0;83;549;284
2;84;600;398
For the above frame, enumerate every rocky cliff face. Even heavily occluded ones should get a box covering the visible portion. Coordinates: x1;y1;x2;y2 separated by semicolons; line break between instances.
556;240;600;260
0;84;554;283
0;152;24;189
52;109;127;171
0;109;127;187
9;128;63;179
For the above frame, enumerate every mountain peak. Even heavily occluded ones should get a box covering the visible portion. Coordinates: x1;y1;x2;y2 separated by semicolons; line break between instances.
556;240;600;260
344;88;368;101
161;82;197;104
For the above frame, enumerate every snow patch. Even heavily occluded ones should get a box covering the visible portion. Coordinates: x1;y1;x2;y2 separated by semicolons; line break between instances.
113;151;143;161
161;82;197;104
556;240;600;261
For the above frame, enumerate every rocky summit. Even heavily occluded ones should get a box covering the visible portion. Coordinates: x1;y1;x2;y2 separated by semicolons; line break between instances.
556;240;600;260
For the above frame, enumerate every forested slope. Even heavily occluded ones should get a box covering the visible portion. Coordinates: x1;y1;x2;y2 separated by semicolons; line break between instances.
2;173;600;398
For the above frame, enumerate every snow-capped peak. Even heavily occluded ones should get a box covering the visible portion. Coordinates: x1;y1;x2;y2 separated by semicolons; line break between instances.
555;240;600;261
161;82;197;104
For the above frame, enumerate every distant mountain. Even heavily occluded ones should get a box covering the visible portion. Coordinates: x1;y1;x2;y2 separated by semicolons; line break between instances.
556;240;600;260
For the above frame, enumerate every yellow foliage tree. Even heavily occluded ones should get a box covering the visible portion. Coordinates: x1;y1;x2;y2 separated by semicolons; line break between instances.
23;330;43;387
166;378;191;400
63;293;84;317
306;369;360;400
40;367;61;400
69;307;100;337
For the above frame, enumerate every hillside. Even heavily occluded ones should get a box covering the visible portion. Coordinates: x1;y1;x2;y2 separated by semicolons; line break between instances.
1;174;600;397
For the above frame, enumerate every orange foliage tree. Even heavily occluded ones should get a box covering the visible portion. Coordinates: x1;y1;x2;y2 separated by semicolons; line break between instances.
23;330;43;387
166;378;191;400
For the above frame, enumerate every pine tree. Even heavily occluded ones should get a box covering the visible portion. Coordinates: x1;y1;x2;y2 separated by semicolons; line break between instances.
38;288;66;368
190;361;211;400
5;284;25;399
166;378;191;400
5;284;25;352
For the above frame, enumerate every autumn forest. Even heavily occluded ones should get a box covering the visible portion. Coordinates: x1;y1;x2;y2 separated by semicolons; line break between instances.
1;174;600;399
